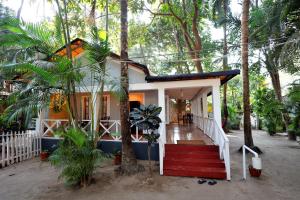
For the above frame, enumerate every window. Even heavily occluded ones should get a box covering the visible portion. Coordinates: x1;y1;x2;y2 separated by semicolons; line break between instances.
101;95;108;119
82;96;90;120
81;95;110;120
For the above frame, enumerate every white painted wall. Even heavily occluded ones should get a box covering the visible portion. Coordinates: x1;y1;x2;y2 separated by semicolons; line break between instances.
75;54;147;89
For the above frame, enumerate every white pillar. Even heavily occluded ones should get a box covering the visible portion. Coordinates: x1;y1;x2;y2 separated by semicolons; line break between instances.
212;85;222;127
36;109;45;136
166;95;170;124
202;92;208;118
158;88;166;175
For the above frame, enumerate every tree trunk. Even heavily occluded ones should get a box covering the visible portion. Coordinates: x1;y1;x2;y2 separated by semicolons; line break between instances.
17;0;24;20
119;0;138;174
241;0;254;147
269;68;290;130
222;0;229;133
148;144;152;174
264;51;290;131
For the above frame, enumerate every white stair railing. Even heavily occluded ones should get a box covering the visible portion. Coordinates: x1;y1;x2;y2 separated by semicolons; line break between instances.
243;145;261;180
197;116;231;181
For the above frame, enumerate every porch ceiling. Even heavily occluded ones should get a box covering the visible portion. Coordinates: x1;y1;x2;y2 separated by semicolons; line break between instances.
166;87;209;100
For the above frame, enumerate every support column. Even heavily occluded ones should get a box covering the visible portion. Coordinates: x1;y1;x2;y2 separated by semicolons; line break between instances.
158;88;166;175
202;92;208;118
212;85;222;127
36;109;45;136
166;95;170;124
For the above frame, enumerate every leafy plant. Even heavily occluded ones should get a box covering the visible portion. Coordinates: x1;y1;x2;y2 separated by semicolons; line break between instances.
286;81;300;136
49;128;107;187
253;88;283;135
130;104;161;174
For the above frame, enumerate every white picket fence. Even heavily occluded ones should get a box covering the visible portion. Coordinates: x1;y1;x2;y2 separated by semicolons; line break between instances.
0;130;41;168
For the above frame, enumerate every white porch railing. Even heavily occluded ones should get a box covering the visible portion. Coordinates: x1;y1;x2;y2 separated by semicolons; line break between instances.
195;115;231;180
39;119;143;141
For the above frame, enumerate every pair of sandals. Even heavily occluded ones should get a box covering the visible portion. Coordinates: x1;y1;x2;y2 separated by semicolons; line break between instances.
197;179;217;185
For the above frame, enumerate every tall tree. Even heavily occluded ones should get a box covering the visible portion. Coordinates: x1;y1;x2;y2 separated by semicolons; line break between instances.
147;0;208;72
119;0;139;174
241;0;254;147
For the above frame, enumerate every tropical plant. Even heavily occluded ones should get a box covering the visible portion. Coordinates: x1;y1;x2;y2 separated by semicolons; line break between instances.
253;88;283;135
49;128;107;187
130;104;162;174
286;81;300;137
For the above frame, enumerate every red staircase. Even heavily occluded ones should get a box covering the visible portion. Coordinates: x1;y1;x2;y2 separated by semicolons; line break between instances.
164;144;226;179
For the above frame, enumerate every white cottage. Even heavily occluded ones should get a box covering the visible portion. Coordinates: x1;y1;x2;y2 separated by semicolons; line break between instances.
38;38;240;180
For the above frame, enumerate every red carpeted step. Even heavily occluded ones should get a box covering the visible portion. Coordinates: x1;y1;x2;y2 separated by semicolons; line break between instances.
163;144;227;179
165;152;220;159
165;144;219;152
164;158;225;168
164;167;226;179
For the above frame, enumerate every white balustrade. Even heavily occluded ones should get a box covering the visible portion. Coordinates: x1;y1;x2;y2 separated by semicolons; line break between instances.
195;115;231;181
40;119;143;141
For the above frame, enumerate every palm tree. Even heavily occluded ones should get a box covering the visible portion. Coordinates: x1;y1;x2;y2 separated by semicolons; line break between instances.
241;0;254;147
0;17;83;126
119;0;139;174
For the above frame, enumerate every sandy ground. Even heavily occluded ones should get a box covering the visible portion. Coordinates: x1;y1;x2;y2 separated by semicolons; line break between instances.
0;130;300;200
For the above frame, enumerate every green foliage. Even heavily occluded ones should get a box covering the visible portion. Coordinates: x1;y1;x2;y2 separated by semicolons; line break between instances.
49;128;107;186
286;80;300;135
227;104;241;130
130;104;161;173
253;88;283;135
130;104;162;132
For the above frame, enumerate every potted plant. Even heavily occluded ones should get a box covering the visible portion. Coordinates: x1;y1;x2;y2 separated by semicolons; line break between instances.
40;150;49;161
113;150;122;165
248;157;262;177
130;104;162;174
249;165;262;177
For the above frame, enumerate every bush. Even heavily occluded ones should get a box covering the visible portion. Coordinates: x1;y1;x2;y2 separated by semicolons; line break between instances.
49;128;107;187
253;88;283;135
227;105;241;130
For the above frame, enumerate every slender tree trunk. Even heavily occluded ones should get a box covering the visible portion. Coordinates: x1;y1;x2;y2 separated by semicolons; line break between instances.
222;0;229;132
55;0;75;123
120;0;138;174
16;0;24;20
62;0;79;126
264;52;290;131
241;0;254;147
268;68;290;130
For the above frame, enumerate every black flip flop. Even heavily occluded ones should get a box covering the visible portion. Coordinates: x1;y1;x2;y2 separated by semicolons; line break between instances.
208;180;217;185
198;179;207;184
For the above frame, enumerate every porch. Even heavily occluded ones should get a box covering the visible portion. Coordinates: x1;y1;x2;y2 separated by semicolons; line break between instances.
166;123;213;145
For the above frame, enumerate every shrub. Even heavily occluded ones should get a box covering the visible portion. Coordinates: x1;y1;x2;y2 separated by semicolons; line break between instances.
49;128;106;187
253;88;283;135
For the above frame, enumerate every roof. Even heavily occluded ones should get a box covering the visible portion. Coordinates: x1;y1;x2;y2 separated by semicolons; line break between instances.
54;38;239;83
145;69;240;85
54;38;150;76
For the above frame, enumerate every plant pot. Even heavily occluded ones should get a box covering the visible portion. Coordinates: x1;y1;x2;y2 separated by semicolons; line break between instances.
296;136;300;143
249;165;262;177
114;154;122;165
40;152;49;161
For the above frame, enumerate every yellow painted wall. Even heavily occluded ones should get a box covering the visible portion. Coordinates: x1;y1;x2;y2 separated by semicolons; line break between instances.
129;93;144;104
